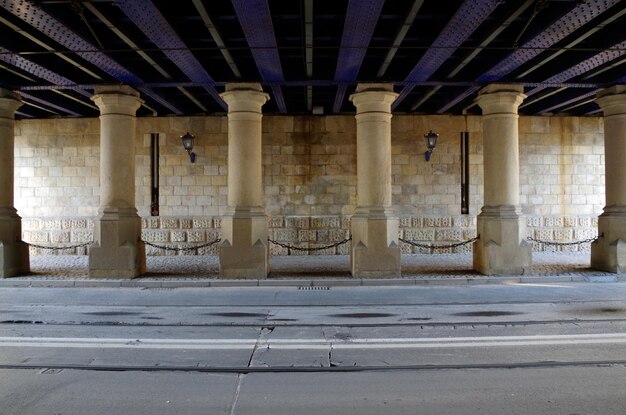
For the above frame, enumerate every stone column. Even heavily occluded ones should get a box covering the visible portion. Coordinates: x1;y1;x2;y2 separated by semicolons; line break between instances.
591;85;626;272
473;84;531;275
89;85;145;278
0;89;29;278
349;83;400;277
219;83;270;278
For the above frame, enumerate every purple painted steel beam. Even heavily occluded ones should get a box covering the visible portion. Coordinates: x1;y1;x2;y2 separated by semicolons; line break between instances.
437;0;621;114
0;0;182;115
332;0;385;113
0;46;91;114
231;0;287;113
526;40;626;97
538;90;599;114
393;0;501;110
116;0;225;110
20;92;81;116
0;46;91;98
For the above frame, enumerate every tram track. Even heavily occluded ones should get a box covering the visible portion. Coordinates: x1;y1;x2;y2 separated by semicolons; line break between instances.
2;359;626;374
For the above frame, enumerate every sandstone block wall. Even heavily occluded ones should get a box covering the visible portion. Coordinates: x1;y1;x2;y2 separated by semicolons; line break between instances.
14;114;605;255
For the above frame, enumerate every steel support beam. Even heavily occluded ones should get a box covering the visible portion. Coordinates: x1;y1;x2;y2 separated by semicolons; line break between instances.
393;0;501;110
437;0;621;113
526;40;626;98
0;0;182;114
20;92;81;116
231;0;287;113
116;0;225;110
192;0;241;79
333;0;385;113
538;90;599;114
0;46;90;114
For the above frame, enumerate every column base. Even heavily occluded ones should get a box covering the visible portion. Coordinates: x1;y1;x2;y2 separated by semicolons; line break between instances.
89;208;145;279
473;206;532;275
219;207;269;279
350;207;401;278
0;208;30;278
591;209;626;273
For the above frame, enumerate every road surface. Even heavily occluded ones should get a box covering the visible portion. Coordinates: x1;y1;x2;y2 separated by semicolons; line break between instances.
2;282;626;414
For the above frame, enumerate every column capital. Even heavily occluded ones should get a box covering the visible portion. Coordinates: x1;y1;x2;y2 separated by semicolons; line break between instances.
91;85;142;115
596;85;626;116
349;83;398;113
220;83;270;113
475;84;526;115
0;89;23;119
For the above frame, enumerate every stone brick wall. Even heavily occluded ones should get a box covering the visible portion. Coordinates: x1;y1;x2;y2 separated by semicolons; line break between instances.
13;114;606;255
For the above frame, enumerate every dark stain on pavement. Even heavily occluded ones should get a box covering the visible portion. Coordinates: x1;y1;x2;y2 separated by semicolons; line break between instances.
585;307;626;314
328;313;396;318
83;311;141;316
209;312;267;318
453;311;523;317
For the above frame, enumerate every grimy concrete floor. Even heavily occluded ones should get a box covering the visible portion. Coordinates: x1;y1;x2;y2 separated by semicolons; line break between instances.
2;277;626;414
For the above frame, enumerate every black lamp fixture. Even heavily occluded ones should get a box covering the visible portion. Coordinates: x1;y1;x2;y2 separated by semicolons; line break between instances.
180;132;196;163
424;130;439;161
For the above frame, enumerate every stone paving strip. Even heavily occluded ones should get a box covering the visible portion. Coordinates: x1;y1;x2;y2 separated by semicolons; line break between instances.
0;252;618;288
5;333;626;350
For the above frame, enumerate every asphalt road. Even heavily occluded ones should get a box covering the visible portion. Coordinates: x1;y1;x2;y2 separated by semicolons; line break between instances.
2;282;626;414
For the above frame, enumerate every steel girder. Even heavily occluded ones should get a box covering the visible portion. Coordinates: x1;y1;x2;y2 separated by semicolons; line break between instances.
116;0;226;110
20;92;81;116
332;0;385;113
0;0;183;114
231;0;287;113
0;46;90;115
525;40;626;97
437;0;621;114
392;0;501;110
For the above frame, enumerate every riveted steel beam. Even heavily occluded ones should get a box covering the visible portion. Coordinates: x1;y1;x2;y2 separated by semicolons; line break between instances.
393;0;501;110
0;0;182;115
332;0;385;113
20;92;81;116
538;90;599;114
526;40;626;97
231;0;287;113
116;0;225;110
437;0;621;114
0;47;90;98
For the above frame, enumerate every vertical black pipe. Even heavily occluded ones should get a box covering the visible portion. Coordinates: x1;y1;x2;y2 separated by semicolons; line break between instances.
461;131;470;214
150;133;159;216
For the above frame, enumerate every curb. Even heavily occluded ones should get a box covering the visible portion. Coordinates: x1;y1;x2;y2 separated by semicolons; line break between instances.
0;274;623;288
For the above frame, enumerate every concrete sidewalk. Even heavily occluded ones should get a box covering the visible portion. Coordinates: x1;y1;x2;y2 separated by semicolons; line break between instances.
0;251;620;288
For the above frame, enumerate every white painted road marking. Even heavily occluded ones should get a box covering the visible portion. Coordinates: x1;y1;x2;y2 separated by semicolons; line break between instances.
3;333;626;350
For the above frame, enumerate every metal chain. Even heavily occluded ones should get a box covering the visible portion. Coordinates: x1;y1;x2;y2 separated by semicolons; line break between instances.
399;236;480;250
527;233;602;247
22;241;93;250
268;238;351;253
142;238;221;252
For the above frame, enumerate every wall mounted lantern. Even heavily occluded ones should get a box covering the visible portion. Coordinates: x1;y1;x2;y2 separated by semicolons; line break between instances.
180;132;196;163
424;130;439;161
